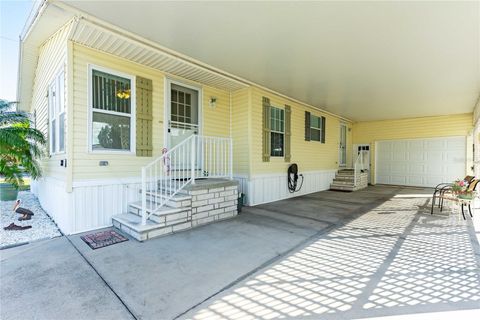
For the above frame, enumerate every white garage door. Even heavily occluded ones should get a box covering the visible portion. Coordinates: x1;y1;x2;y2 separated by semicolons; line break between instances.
376;137;466;187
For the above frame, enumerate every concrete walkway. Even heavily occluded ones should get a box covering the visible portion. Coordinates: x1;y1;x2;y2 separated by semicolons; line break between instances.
1;186;480;320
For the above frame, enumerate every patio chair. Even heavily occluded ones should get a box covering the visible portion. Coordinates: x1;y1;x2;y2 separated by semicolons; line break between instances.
432;179;479;219
430;175;474;214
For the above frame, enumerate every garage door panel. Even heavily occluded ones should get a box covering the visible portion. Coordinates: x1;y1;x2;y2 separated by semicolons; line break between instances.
425;151;444;162
409;164;425;174
426;164;444;174
376;137;466;187
390;163;408;174
408;152;424;161
393;152;407;161
408;140;424;150
407;176;424;186
390;176;407;185
426;140;445;149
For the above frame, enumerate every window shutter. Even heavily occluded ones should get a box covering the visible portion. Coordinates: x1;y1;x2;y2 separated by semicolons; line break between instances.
284;105;291;162
305;111;311;141
321;116;326;143
262;96;271;162
136;77;153;157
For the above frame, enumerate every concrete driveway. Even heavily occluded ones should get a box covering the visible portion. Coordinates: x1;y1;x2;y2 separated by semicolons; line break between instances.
1;186;480;320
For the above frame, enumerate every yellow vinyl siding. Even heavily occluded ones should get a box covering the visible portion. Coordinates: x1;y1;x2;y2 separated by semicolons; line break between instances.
231;88;251;175
202;87;230;137
250;87;352;174
71;44;232;181
30;22;73;184
72;44;165;180
353;113;473;183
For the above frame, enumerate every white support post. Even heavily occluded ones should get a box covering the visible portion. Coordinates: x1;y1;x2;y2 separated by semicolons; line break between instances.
191;136;196;184
354;162;357;187
141;167;147;225
229;138;233;180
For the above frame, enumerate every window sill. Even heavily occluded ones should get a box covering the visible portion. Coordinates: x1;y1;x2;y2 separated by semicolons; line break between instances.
89;150;136;155
49;152;66;157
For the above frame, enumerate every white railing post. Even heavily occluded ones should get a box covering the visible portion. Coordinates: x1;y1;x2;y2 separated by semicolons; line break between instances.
141;167;147;225
229;138;233;180
354;162;357;187
191;135;196;184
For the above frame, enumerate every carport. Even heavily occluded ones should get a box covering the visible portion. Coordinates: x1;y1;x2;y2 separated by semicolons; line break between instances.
1;186;480;320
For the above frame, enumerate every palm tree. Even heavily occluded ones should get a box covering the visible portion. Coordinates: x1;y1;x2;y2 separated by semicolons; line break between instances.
0;99;46;188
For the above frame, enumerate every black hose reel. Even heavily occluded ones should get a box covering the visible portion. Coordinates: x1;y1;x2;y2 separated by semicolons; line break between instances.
288;163;304;193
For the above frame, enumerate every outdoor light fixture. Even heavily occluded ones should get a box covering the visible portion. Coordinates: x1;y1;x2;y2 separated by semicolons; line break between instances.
209;96;217;108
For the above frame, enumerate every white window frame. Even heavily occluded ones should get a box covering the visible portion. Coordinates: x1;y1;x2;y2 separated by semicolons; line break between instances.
310;114;322;142
87;64;136;154
48;69;66;155
270;106;285;157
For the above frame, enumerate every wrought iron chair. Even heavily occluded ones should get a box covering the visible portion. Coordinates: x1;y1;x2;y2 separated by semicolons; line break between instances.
432;179;479;219
431;176;474;214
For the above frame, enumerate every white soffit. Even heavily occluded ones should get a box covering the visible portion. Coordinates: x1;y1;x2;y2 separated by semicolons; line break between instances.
61;1;480;121
70;19;248;92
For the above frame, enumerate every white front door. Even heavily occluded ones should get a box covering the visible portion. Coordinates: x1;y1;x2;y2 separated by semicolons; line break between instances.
167;82;200;149
375;137;466;187
339;124;347;167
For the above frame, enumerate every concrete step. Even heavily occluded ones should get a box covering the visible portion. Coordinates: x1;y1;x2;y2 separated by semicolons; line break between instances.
334;176;355;181
145;191;192;208
336;172;355;177
331;180;355;186
128;201;184;215
112;213;192;241
330;183;359;191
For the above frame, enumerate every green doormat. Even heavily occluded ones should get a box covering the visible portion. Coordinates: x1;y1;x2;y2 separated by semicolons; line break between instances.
81;230;128;249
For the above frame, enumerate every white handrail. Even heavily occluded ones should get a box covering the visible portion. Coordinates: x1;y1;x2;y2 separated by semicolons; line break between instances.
140;135;233;225
353;150;367;187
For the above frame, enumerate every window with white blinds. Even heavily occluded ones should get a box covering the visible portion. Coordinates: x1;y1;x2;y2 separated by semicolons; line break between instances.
89;67;134;152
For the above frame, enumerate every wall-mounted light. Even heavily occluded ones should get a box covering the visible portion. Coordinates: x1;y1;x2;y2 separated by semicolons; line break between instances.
209;96;217;108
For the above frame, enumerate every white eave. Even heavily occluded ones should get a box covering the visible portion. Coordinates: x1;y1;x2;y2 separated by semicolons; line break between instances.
70;18;248;92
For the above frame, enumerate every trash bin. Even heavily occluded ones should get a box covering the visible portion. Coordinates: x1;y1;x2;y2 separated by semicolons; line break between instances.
237;193;245;213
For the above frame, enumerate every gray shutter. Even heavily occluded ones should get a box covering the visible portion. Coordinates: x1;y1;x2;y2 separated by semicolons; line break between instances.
305;111;311;141
136;77;153;157
321;116;326;143
262;96;271;162
284;105;291;162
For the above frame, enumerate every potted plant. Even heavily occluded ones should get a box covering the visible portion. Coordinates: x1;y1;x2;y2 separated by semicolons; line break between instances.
451;179;473;200
0;99;46;200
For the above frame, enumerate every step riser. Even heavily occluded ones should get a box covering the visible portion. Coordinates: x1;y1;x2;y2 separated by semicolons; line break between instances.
146;195;191;208
149;211;190;225
332;182;355;186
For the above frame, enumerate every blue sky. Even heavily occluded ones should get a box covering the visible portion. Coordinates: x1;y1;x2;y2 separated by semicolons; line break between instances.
0;0;34;102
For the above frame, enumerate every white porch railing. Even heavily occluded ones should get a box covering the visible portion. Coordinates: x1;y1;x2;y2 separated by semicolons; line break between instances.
353;150;368;187
141;135;233;225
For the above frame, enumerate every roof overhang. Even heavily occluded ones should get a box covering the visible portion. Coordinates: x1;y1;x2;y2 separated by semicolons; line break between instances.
18;1;479;122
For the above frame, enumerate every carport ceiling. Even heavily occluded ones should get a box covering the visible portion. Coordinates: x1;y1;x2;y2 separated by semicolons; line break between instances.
63;1;479;121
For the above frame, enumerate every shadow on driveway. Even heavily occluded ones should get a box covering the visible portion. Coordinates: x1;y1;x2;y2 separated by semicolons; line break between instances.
1;186;480;320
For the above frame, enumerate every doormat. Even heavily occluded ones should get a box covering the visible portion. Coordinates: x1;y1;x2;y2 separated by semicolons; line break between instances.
81;230;128;250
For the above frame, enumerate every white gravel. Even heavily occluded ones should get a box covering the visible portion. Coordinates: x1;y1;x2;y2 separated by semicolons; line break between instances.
1;191;61;248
